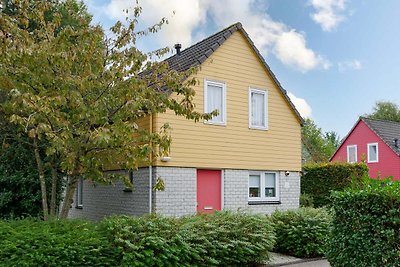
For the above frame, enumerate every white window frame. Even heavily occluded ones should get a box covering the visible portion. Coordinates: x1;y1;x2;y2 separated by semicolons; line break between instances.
347;145;357;163
248;88;268;130
248;171;279;202
204;79;226;125
367;143;379;163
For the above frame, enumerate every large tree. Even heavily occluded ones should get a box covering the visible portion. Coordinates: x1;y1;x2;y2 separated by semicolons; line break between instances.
0;0;87;219
0;0;212;219
302;118;340;164
365;101;400;122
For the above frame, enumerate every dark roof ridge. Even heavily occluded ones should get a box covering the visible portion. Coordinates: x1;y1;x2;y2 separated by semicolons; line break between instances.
361;116;400;124
164;22;242;67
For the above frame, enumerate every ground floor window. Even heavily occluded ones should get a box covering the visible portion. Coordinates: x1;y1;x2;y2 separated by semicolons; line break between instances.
76;178;83;208
248;172;279;202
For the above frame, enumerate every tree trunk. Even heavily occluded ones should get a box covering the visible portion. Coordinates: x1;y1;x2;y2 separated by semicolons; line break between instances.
49;159;57;217
33;135;49;221
59;175;78;218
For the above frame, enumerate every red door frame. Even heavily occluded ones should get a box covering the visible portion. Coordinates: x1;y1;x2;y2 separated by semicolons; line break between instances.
196;169;223;214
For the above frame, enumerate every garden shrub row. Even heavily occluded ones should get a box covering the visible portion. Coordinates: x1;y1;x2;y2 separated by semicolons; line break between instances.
327;178;400;267
0;211;275;267
0;219;116;267
271;207;332;258
100;211;275;266
301;162;368;207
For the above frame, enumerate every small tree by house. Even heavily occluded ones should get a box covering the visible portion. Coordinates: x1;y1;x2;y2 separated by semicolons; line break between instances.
0;0;213;219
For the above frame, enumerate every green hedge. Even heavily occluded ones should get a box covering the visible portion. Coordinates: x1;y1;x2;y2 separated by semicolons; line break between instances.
271;208;332;258
100;211;275;266
326;178;400;267
301;162;368;207
0;211;275;266
0;219;117;267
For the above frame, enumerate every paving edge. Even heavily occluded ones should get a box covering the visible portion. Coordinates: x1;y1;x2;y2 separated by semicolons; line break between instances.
260;257;327;267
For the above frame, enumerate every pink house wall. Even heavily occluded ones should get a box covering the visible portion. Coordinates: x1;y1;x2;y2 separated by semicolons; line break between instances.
331;120;400;180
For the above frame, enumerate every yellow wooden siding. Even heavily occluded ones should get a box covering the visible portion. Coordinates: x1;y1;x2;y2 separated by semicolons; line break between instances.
155;31;301;171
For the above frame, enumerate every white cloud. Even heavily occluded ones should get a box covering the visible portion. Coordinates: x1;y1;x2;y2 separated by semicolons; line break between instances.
309;0;347;31
274;30;331;72
99;0;207;48
91;0;330;72
288;92;312;118
338;60;362;72
202;0;330;72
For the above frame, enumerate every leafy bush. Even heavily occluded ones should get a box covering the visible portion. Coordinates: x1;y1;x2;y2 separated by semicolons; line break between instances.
100;211;276;266
326;178;400;267
0;124;63;219
301;162;368;207
0;131;42;219
299;193;314;207
0;212;276;266
271;208;332;258
0;219;117;267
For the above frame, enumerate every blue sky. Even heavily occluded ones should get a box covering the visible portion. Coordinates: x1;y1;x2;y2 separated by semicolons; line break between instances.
83;0;400;138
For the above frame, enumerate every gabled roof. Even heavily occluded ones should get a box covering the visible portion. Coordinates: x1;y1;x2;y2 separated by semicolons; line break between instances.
330;117;400;160
164;22;304;125
361;117;400;156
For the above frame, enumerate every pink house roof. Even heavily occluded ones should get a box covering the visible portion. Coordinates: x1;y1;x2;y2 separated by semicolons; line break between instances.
331;117;400;160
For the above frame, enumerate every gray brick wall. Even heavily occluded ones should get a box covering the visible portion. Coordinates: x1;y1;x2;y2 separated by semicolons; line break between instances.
68;167;300;219
153;167;196;217
223;169;300;214
68;168;151;220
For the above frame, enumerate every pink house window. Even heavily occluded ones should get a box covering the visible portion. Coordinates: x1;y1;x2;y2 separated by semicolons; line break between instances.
347;145;357;163
368;143;379;163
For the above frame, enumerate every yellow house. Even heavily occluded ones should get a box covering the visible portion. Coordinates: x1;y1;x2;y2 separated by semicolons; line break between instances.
70;23;303;219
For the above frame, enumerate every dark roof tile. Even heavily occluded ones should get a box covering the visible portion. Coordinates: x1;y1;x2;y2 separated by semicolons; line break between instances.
361;117;400;156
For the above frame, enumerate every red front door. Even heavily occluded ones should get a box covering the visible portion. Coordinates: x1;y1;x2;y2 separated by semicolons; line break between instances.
196;169;221;214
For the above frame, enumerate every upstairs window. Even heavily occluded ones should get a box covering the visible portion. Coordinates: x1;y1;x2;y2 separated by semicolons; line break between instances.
368;143;378;163
347;145;357;163
249;88;268;130
204;80;226;125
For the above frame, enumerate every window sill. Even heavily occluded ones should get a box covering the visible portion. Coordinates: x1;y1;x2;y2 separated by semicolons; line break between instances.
249;126;268;131
123;188;133;192
204;121;227;126
75;205;83;209
248;200;281;205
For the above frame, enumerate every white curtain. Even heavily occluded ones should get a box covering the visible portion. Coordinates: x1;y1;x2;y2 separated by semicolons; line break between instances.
251;92;265;127
265;173;276;197
249;175;261;187
207;84;223;122
349;147;356;162
369;145;377;161
249;175;261;197
265;173;276;188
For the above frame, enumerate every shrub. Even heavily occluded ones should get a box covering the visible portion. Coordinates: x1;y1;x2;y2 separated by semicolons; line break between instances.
100;211;276;266
326;178;400;267
271;207;332;258
0;212;276;266
0;219;117;267
299;193;314;207
301;162;368;207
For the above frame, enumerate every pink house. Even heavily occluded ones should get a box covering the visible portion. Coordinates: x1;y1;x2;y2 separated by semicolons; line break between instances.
330;117;400;180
